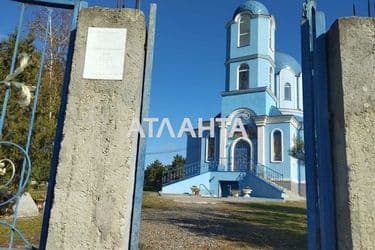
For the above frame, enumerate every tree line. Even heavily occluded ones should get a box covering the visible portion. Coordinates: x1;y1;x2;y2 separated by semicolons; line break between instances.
0;9;71;189
144;154;185;191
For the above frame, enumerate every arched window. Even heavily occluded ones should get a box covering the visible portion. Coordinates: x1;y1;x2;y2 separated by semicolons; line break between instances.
238;14;250;47
205;137;215;162
271;130;282;162
284;83;292;101
238;64;249;90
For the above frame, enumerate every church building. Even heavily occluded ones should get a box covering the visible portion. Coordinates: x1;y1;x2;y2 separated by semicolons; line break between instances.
162;0;305;199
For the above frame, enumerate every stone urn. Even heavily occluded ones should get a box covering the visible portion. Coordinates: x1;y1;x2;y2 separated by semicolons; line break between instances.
242;187;252;198
231;190;240;198
191;186;200;196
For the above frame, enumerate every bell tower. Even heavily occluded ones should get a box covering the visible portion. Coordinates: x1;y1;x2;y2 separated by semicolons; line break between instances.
225;0;275;92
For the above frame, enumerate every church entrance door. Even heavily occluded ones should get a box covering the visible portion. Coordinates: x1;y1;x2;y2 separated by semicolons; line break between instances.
233;139;251;171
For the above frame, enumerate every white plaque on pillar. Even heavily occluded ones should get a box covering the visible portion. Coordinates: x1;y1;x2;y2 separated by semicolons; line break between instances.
83;27;127;80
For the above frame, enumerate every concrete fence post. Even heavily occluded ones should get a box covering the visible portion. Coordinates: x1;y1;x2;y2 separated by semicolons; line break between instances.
327;17;375;250
43;8;146;249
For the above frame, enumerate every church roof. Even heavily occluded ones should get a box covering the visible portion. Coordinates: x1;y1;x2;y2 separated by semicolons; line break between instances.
275;52;302;75
233;0;270;18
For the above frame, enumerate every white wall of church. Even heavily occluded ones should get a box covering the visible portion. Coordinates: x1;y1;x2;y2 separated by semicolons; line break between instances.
297;74;303;110
278;68;297;109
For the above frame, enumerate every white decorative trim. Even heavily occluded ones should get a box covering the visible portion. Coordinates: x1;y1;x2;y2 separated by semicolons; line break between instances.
236;64;240;90
253;116;267;126
225;54;275;66
275;73;280;105
222;86;267;96
270;128;283;163
230;137;253;171
219;123;228;167
277;108;304;115
221;86;278;103
297;75;304;111
234;11;251;22
269;66;274;87
257;125;265;164
253;115;301;129
233;12;272;23
204;136;209;162
227;108;255;125
269;16;275;52
278;66;301;78
296;75;300;110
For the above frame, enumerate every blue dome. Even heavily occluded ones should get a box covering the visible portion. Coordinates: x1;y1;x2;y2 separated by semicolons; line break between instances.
275;52;302;75
233;1;269;17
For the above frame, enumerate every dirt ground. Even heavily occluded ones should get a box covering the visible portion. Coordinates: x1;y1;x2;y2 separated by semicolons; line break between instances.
140;193;307;250
0;192;307;249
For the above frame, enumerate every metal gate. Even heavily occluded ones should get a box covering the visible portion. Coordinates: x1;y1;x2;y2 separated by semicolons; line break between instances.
0;1;86;249
301;0;337;249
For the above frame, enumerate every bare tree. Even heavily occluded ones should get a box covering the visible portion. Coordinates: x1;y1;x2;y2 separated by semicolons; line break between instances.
29;8;72;119
30;8;71;65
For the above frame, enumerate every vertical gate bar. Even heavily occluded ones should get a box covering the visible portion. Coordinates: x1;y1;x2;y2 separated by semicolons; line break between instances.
0;3;26;136
313;11;337;250
302;1;338;248
39;2;87;249
23;9;51;170
8;8;52;249
301;2;320;249
129;4;157;249
71;0;87;33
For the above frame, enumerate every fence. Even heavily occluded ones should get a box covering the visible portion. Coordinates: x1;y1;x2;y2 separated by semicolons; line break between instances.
162;158;285;186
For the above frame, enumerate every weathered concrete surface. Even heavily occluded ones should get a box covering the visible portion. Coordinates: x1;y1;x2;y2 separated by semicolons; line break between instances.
46;8;146;249
327;17;375;250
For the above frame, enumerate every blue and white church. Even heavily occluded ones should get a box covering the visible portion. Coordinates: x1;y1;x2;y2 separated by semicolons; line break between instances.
162;1;305;199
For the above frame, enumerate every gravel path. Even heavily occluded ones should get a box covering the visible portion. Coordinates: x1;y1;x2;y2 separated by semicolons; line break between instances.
140;199;233;249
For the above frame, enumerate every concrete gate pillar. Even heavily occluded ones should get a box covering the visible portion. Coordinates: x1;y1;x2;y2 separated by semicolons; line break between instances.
327;17;375;250
44;8;146;249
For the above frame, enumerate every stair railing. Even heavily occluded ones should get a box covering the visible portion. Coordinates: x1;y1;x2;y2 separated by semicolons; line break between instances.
254;164;284;184
162;158;286;187
162;161;200;185
199;184;214;197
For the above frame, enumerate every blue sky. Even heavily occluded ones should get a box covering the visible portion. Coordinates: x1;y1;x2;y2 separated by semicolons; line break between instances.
0;0;368;165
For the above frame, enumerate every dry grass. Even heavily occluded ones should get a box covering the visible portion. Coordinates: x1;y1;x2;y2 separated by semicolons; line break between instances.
142;191;175;209
0;215;42;248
